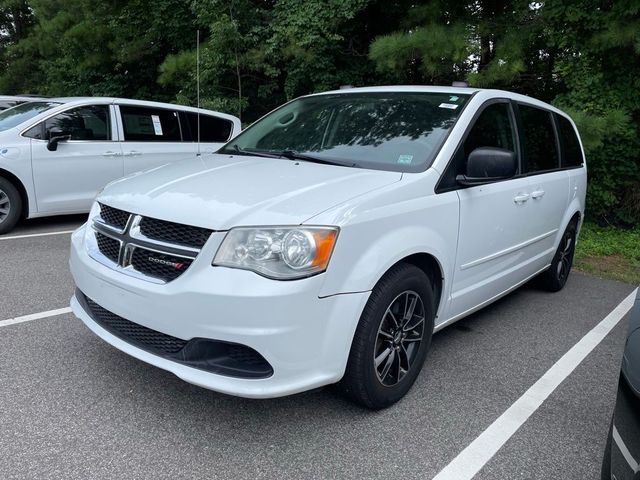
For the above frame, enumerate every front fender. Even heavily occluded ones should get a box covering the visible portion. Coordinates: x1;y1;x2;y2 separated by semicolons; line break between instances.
316;183;459;316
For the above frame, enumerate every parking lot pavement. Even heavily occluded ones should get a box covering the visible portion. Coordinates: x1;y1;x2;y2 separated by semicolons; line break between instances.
0;219;637;479
1;214;86;238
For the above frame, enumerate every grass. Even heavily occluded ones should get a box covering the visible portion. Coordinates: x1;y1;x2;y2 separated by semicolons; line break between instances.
575;222;640;285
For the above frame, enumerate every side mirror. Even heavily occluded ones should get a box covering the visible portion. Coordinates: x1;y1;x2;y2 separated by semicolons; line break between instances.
46;128;71;151
456;147;517;186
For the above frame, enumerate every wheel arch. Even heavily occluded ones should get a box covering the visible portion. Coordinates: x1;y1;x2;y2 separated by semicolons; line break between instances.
0;168;29;218
554;204;583;250
392;253;444;319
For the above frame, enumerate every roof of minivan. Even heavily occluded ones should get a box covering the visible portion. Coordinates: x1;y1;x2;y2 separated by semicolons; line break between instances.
312;85;567;117
22;96;240;122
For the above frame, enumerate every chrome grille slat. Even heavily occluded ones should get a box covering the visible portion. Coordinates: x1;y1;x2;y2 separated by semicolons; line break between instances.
88;205;212;283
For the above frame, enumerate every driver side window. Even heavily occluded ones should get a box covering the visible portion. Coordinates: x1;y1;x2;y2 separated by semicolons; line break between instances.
437;102;518;192
463;103;515;159
44;105;111;141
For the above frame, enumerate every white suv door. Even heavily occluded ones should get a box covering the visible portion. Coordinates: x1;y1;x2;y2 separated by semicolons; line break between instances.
517;104;570;269
440;101;536;319
28;104;123;214
116;104;197;175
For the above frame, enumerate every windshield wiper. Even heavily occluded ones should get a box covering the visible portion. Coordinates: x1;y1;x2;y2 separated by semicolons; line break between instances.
279;150;359;168
230;145;281;159
230;145;359;167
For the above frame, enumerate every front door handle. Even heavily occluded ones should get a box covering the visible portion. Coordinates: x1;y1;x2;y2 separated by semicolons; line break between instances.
124;150;142;157
531;189;546;199
102;151;120;157
513;193;530;204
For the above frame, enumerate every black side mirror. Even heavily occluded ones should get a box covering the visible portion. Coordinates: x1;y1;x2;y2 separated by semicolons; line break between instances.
46;128;71;151
456;147;517;186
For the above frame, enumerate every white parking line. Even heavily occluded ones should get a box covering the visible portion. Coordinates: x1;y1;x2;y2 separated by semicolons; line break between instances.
0;307;72;328
613;425;639;473
432;287;638;480
0;230;75;241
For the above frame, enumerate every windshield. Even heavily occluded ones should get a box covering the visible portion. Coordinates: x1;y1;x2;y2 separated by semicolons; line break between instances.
0;101;61;132
220;92;470;171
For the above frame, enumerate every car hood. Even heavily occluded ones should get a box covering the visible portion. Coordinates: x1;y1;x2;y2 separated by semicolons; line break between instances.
98;154;402;230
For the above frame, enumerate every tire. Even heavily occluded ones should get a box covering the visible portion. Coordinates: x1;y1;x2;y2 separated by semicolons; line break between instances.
0;177;22;235
338;263;435;409
601;418;613;480
537;219;578;292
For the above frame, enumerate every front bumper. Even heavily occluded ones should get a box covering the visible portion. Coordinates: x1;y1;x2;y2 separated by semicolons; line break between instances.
70;225;370;398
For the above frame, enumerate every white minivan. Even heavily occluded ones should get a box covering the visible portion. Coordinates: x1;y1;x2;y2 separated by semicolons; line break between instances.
69;86;587;409
0;98;241;233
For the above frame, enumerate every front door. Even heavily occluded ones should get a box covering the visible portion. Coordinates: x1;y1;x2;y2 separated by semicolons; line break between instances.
448;101;537;319
31;104;123;214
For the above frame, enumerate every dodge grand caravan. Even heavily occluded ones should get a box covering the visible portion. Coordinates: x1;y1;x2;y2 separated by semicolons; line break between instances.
0;97;240;233
69;86;587;408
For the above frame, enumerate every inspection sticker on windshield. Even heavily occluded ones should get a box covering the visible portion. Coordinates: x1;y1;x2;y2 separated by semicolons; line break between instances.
151;115;163;135
397;154;414;165
439;103;459;109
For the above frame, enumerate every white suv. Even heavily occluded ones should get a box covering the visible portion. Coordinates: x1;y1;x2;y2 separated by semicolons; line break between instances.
69;86;587;409
0;97;240;233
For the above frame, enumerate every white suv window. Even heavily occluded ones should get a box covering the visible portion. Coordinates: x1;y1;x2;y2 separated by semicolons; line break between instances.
44;105;111;141
120;106;181;142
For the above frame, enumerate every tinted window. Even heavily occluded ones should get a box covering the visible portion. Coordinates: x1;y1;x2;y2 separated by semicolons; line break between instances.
23;124;43;139
185;113;233;143
463;103;515;159
219;92;470;172
0;101;23;110
556;115;583;167
120;106;181;141
519;104;559;173
45;105;111;141
0;101;60;132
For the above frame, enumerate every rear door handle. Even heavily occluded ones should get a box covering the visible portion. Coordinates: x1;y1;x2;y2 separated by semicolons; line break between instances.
124;150;142;157
531;189;546;199
513;193;530;204
102;151;120;157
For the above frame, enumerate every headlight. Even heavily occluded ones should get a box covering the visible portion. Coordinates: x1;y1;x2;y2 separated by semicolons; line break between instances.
213;226;339;280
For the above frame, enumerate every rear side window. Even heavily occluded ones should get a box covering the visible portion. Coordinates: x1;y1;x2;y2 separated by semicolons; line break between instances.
519;104;559;173
120;106;181;142
185;112;233;142
44;105;111;141
556;115;583;168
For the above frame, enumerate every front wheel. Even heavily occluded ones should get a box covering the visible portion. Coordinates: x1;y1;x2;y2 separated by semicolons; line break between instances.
0;177;22;235
338;263;435;409
537;220;578;292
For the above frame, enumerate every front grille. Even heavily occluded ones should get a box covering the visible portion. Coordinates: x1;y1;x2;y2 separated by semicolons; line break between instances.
130;248;194;282
139;216;212;249
85;296;187;355
95;232;120;263
89;207;211;283
99;203;130;230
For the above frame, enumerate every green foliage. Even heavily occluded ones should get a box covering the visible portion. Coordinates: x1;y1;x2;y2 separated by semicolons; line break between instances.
575;222;640;284
0;0;638;225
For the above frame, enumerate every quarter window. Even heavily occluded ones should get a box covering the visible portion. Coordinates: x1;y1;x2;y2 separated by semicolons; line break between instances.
44;105;111;141
519;105;559;173
556;115;583;168
185;113;233;143
120;106;181;142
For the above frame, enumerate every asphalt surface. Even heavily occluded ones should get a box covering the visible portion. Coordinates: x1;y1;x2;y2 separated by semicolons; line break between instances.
0;215;637;479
